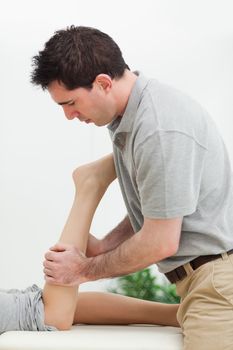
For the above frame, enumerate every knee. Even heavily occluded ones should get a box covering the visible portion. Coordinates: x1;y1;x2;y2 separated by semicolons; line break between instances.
46;314;73;331
54;319;73;331
44;307;74;331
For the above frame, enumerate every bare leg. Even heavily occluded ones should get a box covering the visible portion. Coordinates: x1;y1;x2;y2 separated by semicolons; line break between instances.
74;292;179;327
43;154;116;330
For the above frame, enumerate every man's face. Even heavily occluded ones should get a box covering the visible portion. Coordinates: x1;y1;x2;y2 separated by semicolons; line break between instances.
48;78;117;127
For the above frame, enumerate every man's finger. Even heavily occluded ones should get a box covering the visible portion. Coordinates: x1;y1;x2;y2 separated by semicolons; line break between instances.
44;275;70;287
43;268;53;276
44;251;57;261
43;259;54;268
44;276;59;285
44;250;64;261
49;243;69;252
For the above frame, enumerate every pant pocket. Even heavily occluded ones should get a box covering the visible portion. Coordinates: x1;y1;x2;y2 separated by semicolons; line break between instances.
211;258;233;306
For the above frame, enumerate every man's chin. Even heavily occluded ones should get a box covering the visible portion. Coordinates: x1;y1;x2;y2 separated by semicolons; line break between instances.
91;117;111;127
94;120;106;127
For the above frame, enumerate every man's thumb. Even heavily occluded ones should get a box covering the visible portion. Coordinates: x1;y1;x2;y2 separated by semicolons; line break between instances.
50;243;68;252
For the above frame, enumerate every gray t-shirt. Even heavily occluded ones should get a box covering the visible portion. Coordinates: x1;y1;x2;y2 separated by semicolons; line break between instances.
108;72;233;273
0;285;56;334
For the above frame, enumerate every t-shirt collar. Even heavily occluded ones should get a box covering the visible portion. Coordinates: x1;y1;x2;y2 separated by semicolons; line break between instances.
107;72;150;143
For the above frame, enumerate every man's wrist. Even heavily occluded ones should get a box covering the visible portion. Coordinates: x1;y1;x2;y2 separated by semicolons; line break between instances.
79;256;99;283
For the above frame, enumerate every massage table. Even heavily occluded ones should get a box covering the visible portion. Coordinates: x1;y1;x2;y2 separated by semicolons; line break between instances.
0;324;182;350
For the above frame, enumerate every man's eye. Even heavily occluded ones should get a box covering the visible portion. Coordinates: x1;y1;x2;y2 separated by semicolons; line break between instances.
68;102;75;106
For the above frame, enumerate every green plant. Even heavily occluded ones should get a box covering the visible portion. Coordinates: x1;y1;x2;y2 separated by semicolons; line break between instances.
108;268;180;304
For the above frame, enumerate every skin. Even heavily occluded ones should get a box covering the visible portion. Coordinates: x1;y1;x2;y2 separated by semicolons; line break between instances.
48;70;138;126
44;69;182;288
43;155;179;329
74;291;179;327
43;154;116;330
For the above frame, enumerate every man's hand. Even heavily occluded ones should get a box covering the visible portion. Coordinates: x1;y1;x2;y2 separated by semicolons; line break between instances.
43;243;92;286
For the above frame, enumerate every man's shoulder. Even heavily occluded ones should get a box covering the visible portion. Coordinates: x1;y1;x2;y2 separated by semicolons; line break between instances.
142;78;203;114
134;78;210;142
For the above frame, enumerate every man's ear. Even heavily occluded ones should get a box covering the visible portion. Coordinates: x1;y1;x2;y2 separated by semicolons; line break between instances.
94;74;112;92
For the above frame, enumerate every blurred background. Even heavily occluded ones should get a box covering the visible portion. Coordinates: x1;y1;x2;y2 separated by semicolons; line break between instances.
0;0;233;291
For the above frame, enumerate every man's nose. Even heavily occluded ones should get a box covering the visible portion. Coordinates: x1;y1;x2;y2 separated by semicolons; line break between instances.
63;106;79;120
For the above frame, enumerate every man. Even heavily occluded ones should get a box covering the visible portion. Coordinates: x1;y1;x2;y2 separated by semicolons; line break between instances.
31;26;233;349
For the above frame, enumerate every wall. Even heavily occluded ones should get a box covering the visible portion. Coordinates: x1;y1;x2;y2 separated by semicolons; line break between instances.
0;0;233;291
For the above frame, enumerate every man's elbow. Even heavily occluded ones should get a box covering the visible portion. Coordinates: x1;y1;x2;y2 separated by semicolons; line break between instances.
141;216;182;262
160;241;179;260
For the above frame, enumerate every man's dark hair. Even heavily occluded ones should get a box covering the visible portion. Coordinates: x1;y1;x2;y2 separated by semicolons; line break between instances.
31;25;129;90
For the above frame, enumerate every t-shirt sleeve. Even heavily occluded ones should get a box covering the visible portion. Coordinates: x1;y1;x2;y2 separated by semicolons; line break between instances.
134;130;207;218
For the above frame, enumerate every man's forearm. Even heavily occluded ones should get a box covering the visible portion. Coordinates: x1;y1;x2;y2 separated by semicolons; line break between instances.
83;227;167;282
101;215;134;253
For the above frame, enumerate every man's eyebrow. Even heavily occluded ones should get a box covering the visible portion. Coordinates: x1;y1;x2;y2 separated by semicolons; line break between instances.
57;99;74;106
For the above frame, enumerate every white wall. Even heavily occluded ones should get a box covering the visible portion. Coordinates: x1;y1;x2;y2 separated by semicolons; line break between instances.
0;0;233;291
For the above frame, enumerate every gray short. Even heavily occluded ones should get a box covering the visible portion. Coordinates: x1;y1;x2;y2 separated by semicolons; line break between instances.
0;284;57;334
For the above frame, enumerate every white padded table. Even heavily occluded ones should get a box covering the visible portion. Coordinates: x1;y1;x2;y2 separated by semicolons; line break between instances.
0;324;183;350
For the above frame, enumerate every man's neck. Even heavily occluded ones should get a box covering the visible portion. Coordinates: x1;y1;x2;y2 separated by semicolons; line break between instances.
114;70;138;116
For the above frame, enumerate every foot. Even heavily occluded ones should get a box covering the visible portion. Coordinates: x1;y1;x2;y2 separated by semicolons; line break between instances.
72;163;106;192
72;154;116;191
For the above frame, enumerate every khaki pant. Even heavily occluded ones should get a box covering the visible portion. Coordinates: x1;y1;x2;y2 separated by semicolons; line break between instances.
176;252;233;350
